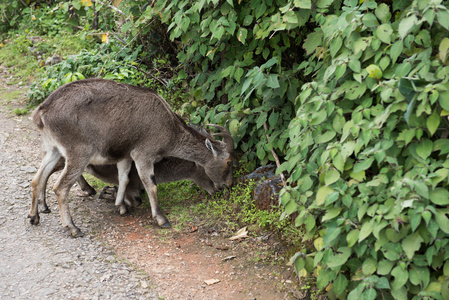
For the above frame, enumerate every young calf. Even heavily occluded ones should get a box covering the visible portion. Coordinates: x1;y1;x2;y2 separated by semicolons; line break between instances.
42;157;218;214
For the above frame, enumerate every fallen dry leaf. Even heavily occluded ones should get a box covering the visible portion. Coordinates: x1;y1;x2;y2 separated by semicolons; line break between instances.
204;279;220;285
229;227;248;241
216;245;229;251
222;255;236;261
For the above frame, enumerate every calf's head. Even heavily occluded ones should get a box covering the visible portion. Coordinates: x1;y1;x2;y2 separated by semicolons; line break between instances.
203;124;235;190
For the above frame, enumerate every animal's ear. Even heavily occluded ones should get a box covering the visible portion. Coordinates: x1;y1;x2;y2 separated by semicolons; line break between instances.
205;138;218;156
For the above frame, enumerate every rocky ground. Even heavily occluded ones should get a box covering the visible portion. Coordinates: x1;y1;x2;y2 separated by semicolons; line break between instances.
0;66;306;300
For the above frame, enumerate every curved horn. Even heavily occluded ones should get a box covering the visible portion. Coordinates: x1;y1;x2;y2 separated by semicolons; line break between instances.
206;124;234;153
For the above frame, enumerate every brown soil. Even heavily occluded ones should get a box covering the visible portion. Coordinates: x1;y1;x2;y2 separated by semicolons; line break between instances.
97;205;305;300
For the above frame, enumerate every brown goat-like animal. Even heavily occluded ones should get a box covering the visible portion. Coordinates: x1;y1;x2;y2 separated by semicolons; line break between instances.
29;78;234;237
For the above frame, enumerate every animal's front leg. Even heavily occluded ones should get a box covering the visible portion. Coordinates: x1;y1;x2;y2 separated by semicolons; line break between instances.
115;159;132;215
133;158;170;228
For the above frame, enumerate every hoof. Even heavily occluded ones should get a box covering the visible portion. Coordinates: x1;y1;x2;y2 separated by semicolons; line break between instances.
42;208;51;214
118;205;129;216
159;221;171;229
120;210;131;217
71;230;85;238
28;215;40;225
86;188;97;196
134;196;142;207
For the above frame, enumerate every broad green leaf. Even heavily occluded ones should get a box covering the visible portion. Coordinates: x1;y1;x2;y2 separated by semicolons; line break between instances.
402;232;423;260
333;273;348;296
293;0;311;9
439;38;449;63
316;186;334;206
353;157;375;173
241;77;252;95
350;170;366;181
345;82;366;100
256;145;266;160
362;288;377;300
439;91;449;111
315;131;336;144
347;282;364;300
266;74;280;89
358;221;373;242
409;266;422;286
416;140;433;160
362;258;377;276
438;9;449;30
375;3;391;23
395;62;412;78
314;237;324;250
327;247;351;268
347;229;359;247
435;210;449;234
317;0;333;8
310;110;327;125
268;112;279;127
303;31;323;55
427;109;440;136
411;213;422;232
376;24;393;44
378;259;394;275
366;64;382;80
398;15;417;38
234;67;244;82
229;119;240;134
415;181;429;199
430;188;449;206
333;153;345;173
237;27;247;44
330;36;342;58
324;168;340;186
256;112;267;128
391;265;409;290
354;37;369;54
341;141;356;158
323;226;341;245
390;40;403;64
348;59;361;73
444;260;449;276
362;13;379;27
322;207;342;221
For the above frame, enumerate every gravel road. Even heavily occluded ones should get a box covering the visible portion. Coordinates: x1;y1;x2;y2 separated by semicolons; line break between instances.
0;87;159;299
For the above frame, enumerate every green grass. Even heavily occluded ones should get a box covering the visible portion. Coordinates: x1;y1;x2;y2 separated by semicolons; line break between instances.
156;179;303;247
0;31;98;84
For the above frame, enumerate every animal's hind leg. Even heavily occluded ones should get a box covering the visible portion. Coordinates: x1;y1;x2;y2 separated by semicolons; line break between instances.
53;157;89;237
29;149;62;224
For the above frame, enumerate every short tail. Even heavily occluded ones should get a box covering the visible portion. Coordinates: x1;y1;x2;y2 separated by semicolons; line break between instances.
31;108;44;129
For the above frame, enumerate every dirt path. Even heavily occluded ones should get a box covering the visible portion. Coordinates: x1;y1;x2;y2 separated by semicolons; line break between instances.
0;66;302;299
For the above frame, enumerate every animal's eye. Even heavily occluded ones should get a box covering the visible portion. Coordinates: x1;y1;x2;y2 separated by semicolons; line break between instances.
227;161;232;166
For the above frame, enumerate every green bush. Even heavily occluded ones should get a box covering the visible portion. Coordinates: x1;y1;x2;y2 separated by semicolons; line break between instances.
277;0;449;299
135;0;307;166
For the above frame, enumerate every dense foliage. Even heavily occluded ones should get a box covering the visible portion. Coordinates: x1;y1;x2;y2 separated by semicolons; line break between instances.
277;1;449;299
2;0;449;298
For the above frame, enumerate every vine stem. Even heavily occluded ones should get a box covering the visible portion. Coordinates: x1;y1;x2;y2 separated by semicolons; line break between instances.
263;122;287;188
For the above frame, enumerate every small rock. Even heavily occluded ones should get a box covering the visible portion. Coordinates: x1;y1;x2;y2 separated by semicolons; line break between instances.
21;166;37;173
